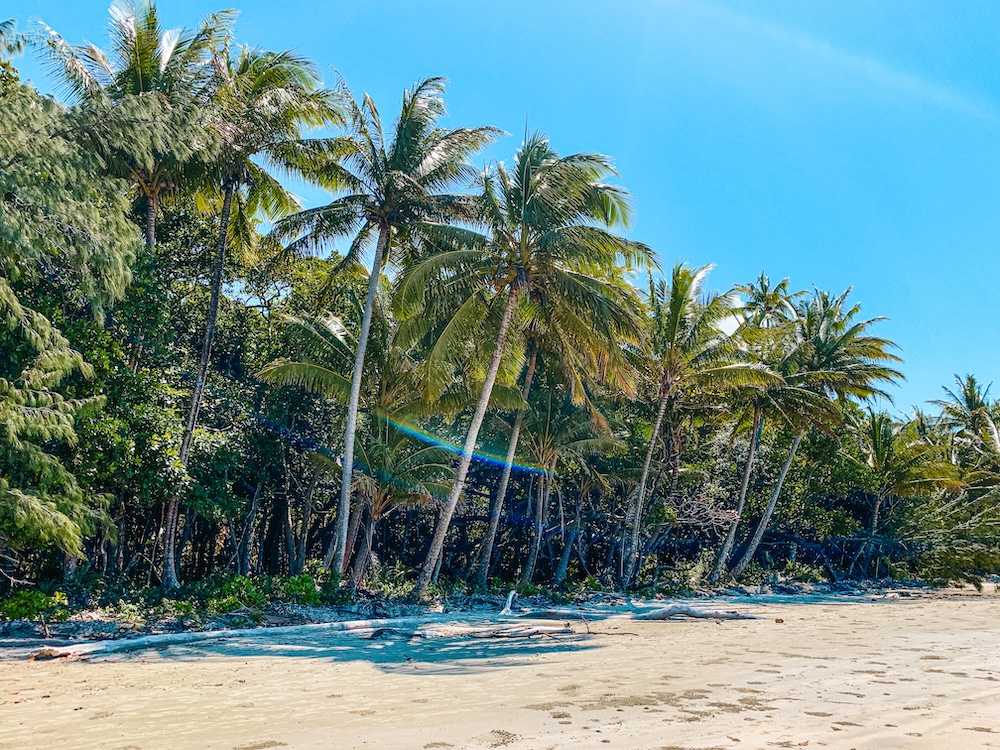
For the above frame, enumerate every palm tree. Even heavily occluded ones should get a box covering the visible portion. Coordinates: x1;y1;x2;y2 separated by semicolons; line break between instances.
396;132;650;600
931;375;1000;456
622;264;776;586
709;276;826;583
273;78;499;576
471;257;643;590
844;409;962;575
161;45;343;588
338;420;451;588
729;288;903;579
38;0;230;250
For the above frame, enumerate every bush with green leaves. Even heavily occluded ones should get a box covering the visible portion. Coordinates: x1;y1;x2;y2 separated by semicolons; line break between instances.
0;589;69;623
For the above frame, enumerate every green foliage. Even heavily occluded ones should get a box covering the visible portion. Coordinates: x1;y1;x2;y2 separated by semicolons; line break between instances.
0;589;69;622
283;574;321;604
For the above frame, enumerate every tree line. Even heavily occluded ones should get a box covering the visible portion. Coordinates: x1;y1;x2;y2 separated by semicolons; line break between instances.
2;4;998;606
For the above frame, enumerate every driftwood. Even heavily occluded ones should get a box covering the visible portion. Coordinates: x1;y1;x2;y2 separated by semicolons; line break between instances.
515;609;598;621
466;625;573;639
632;605;756;621
27;613;460;660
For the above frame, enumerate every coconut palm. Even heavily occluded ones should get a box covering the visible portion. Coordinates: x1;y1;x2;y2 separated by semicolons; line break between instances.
709;277;828;582
844;409;962;575
396;132;650;599
471;259;643;590
730;288;903;579
38;0;230;250
931;375;1000;456
621;264;777;586
160;46;343;588
272;78;499;576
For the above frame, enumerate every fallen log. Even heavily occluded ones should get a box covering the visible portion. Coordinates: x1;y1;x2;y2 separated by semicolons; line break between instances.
632;605;756;621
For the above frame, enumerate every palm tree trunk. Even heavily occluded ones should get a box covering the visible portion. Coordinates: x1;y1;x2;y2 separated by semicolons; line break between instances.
622;383;669;584
294;473;318;575
330;224;388;575
350;503;374;589
553;525;578;588
731;431;803;579
473;343;538;589
521;469;551;585
145;194;156;252
411;286;520;600
162;180;235;589
709;405;762;583
861;490;886;577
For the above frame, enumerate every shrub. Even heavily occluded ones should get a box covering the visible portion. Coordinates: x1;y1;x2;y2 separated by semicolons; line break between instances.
0;589;69;624
284;574;321;605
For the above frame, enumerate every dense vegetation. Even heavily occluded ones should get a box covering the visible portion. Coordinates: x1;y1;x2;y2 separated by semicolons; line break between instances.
2;5;998;616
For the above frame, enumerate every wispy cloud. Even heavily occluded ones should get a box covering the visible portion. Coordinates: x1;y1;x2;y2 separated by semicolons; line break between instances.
676;0;996;119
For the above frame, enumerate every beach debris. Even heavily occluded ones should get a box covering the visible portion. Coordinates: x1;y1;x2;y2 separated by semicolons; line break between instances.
632;605;756;621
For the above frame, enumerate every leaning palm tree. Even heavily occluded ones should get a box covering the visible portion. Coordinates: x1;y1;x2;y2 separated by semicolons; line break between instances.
38;0;230;250
729;288;903;579
160;46;343;588
396;132;650;600
471;257;643;590
622;264;777;586
273;77;499;576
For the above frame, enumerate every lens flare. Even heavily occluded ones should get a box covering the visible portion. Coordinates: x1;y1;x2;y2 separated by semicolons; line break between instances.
379;411;548;475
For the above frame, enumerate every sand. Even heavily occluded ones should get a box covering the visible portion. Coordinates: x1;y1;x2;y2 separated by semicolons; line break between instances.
2;590;999;750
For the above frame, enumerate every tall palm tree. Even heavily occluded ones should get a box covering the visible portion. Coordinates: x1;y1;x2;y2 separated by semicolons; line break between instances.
709;276;827;582
396;132;650;599
622;264;776;586
38;0;230;250
273;78;499;576
161;46;343;588
730;288;903;579
471;258;643;590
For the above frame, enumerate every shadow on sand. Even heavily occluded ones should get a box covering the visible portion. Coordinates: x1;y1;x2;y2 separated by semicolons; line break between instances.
94;624;600;676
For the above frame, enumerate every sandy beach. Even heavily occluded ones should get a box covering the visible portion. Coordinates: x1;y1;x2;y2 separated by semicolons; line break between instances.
2;591;999;750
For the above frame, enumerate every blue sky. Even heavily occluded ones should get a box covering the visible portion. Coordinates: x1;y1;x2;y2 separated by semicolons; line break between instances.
8;0;1000;410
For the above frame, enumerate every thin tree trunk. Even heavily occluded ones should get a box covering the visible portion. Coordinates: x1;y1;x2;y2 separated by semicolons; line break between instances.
238;476;265;576
521;470;550;585
331;225;388;575
731;431;804;579
294;473;318;575
861;491;886;577
473;343;538;589
411;286;520;600
553;526;578;588
623;384;669;584
336;494;364;578
350;505;375;589
709;405;762;583
162;181;236;589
